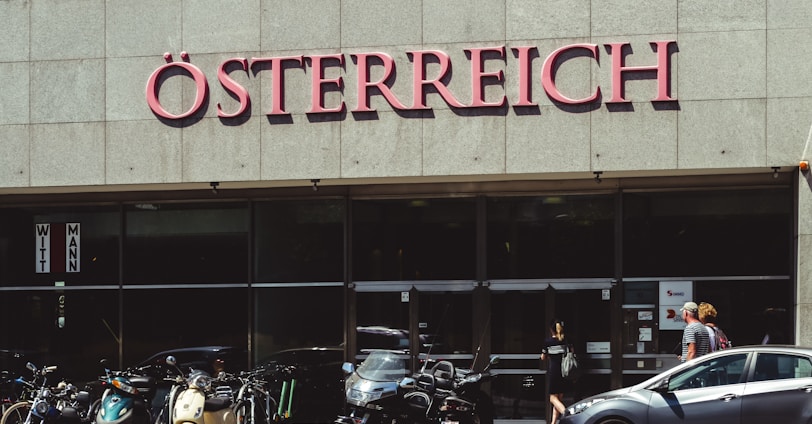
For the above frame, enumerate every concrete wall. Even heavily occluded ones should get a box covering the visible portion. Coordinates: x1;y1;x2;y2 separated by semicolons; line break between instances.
1;0;812;342
1;0;810;190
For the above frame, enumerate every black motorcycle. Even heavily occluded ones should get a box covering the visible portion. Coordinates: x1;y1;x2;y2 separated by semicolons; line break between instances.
435;357;498;424
402;356;498;424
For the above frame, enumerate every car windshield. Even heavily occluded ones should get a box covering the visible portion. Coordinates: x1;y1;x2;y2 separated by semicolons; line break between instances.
355;351;409;382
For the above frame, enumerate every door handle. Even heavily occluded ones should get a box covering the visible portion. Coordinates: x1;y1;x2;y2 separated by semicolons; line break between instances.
719;394;738;402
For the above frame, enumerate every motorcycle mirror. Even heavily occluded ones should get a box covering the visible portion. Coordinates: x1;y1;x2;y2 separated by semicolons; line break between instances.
489;355;500;365
399;377;416;389
25;362;36;372
165;356;177;366
341;362;355;375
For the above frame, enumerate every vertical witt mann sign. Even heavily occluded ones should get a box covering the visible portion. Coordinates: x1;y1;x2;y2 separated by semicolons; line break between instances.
35;223;81;273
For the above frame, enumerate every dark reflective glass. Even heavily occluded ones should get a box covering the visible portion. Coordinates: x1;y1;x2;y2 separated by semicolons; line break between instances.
0;289;120;384
124;203;249;284
253;286;344;360
623;189;792;277
254;200;344;283
356;292;411;354
352;198;476;281
487;195;615;279
418;292;473;355
122;287;248;369
0;206;120;286
696;279;793;346
492;291;545;354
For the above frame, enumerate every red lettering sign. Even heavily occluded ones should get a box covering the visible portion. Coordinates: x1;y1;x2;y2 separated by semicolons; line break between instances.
146;41;676;121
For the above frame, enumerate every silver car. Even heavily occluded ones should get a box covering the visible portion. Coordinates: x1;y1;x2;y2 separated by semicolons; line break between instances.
561;345;812;424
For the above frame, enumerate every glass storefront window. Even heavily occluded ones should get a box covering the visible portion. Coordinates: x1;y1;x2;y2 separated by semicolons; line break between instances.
487;195;615;279
623;189;792;277
492;291;546;354
352;198;476;281
254;200;344;283
0;206;120;286
356;292;411;354
122;287;249;369
418;291;473;356
0;289;120;384
695;279;793;347
253;286;344;362
124;202;249;284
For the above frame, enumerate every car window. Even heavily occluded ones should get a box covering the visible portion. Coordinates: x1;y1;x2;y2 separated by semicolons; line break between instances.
752;353;812;382
669;353;748;391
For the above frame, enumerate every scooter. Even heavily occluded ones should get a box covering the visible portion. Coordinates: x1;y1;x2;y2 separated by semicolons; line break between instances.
167;358;236;424
95;359;157;424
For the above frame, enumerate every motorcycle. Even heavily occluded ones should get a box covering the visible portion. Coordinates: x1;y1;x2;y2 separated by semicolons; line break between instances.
95;359;157;424
165;357;236;424
0;363;93;424
398;355;498;424
334;350;412;424
433;356;498;424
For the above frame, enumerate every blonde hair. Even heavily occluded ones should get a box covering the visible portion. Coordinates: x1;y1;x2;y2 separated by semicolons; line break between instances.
550;319;565;341
699;302;718;324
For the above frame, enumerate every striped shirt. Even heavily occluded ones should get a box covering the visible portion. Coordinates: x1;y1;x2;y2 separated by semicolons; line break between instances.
681;322;710;362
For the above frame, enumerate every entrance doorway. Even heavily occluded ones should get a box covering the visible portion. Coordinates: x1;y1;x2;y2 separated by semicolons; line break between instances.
486;281;613;422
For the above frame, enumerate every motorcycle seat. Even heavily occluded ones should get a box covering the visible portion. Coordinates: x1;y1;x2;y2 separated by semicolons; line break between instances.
204;396;232;411
432;361;455;391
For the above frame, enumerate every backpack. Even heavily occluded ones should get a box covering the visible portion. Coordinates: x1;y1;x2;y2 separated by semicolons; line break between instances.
711;326;732;350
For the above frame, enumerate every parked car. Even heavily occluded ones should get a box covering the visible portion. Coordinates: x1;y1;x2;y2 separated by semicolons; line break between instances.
135;345;248;377
561;345;812;424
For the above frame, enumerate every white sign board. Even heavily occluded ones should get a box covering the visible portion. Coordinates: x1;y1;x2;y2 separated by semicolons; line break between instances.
659;281;692;330
586;341;611;353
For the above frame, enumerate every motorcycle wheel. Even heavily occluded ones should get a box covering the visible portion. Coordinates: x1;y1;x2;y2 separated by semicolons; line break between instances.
0;402;33;424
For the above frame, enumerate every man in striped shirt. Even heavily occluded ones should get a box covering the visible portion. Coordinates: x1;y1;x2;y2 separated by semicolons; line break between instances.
680;301;710;362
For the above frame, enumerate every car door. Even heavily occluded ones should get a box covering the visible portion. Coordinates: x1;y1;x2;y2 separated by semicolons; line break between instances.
647;353;748;424
741;352;812;424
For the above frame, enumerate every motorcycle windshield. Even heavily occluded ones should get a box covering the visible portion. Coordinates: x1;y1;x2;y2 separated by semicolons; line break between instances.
355;351;409;382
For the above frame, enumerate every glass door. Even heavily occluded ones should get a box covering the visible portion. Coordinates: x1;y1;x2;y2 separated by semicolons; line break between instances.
490;282;612;422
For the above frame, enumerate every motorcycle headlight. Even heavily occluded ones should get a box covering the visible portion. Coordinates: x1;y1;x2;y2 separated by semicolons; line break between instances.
111;378;138;395
190;375;211;391
565;397;606;416
34;400;50;416
347;388;382;404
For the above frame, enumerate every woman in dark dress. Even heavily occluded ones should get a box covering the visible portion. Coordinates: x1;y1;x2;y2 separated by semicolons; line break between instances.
541;319;572;424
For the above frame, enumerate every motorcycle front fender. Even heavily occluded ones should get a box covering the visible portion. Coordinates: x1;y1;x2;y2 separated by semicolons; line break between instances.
97;393;135;424
172;389;206;424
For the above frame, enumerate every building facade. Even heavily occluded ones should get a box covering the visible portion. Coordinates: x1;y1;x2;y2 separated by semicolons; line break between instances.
1;0;811;421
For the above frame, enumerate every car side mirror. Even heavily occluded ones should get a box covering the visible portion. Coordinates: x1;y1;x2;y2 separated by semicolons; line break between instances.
341;362;355;375
652;377;670;393
399;377;416;389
